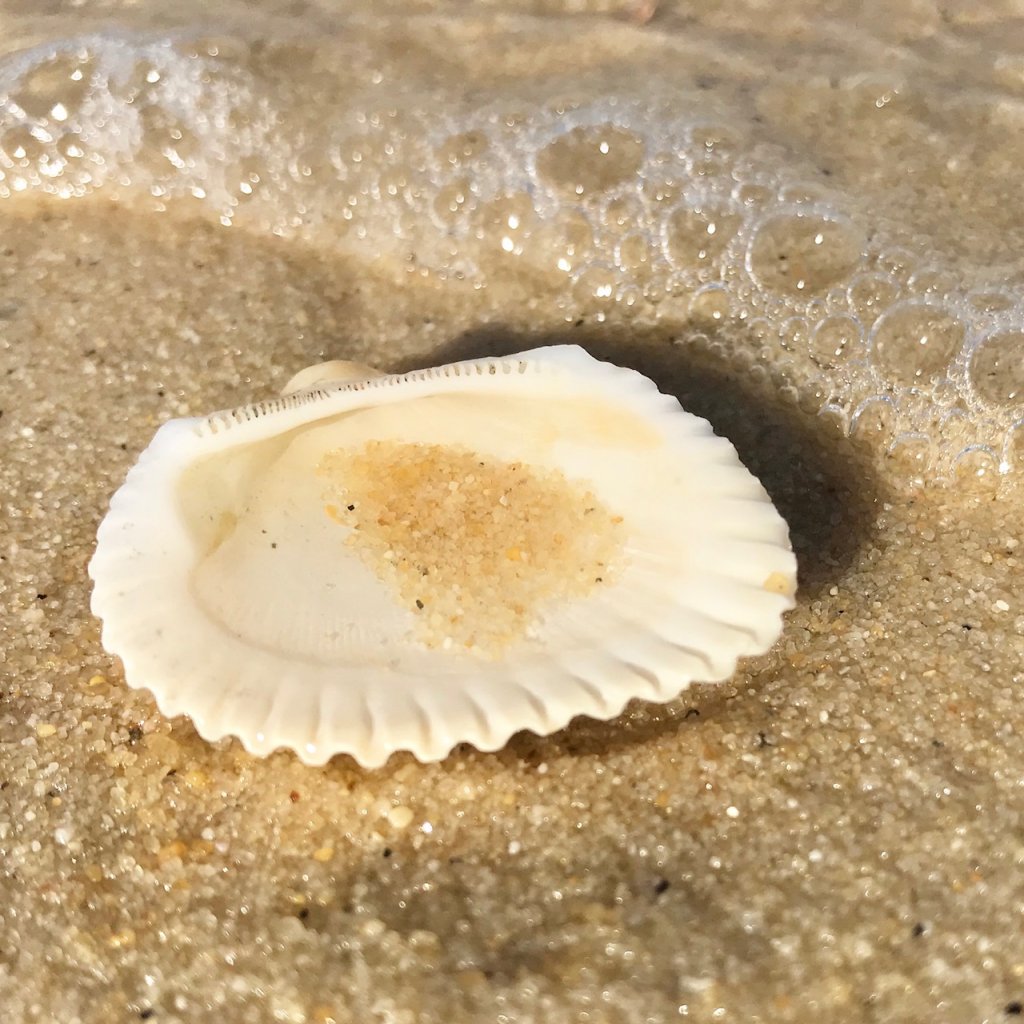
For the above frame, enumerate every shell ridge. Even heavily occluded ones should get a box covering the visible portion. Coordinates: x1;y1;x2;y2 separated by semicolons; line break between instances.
619;576;769;648
511;681;555;733
359;692;378;762
460;691;495;748
411;696;435;759
306;684;331;765
567;672;613;714
243;686;281;756
620;661;669;699
663;638;729;680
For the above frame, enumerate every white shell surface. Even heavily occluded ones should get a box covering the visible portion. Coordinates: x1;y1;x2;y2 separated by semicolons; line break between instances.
89;345;797;766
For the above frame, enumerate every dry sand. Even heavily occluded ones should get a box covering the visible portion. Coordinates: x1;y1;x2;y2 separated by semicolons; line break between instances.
2;2;1024;1022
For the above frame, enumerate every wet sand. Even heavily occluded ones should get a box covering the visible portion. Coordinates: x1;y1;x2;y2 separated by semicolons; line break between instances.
2;3;1024;1022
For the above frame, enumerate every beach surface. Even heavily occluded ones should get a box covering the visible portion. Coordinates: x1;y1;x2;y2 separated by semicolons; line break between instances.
1;3;1023;1022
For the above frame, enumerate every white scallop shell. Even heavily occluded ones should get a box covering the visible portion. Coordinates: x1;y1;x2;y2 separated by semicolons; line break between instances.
89;345;797;766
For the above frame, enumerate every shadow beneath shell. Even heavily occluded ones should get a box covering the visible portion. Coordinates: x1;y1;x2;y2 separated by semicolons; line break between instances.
398;317;884;763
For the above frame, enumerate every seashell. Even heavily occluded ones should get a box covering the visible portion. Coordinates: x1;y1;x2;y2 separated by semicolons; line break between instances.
280;360;382;395
89;345;797;767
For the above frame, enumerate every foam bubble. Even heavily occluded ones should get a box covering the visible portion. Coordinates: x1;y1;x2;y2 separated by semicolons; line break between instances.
872;247;917;284
534;125;645;198
662;202;739;271
1007;421;1024;471
687;123;744;179
747;211;864;297
952;446;1002;486
907;266;960;300
851;397;899;443
870;303;966;384
469;193;538;259
432;177;473;221
598;192;645;231
615;231;654;276
966;330;1024;407
9;51;92;121
847;272;902;319
437;129;490;168
688;283;732;323
809;315;863;369
571;262;620;314
887;434;932;480
967;289;1016;315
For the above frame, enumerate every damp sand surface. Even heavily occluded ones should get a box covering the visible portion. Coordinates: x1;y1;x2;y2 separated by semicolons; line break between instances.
2;202;1023;1024
1;4;1024;1024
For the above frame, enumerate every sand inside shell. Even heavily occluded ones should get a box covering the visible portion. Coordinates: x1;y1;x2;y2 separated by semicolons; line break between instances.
318;440;625;656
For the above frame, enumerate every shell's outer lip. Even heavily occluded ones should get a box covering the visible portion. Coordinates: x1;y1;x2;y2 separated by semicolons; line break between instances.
88;344;798;768
195;345;675;445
